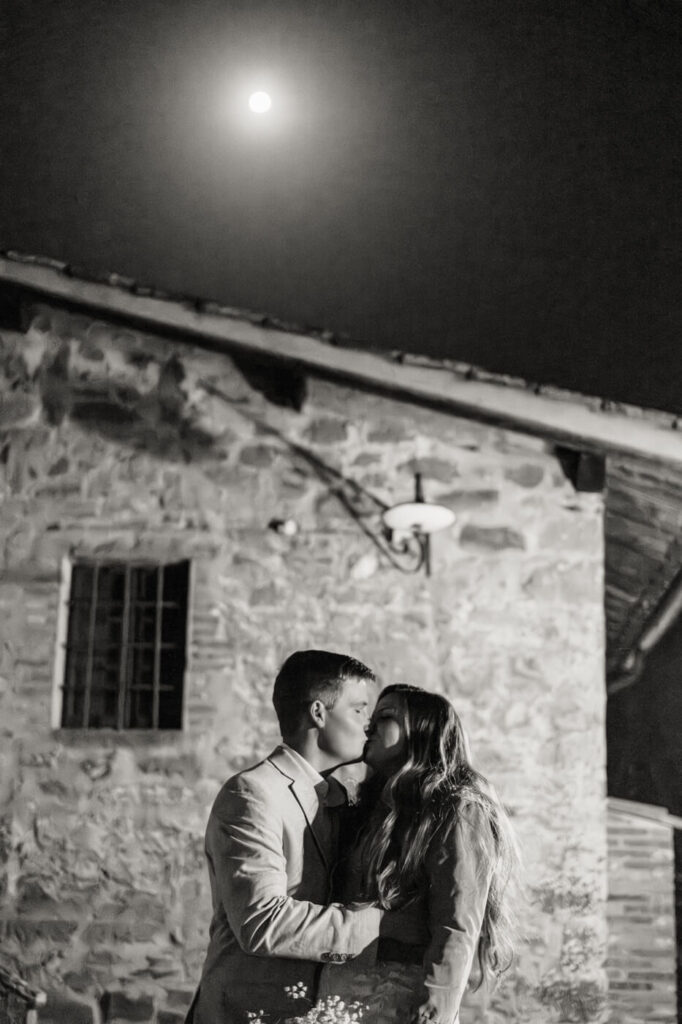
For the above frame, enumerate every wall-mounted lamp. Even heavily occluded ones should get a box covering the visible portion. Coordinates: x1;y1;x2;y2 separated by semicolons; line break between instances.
203;378;457;576
382;474;456;575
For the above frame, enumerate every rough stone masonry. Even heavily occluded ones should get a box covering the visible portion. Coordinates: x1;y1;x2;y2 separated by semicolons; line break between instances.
0;302;606;1023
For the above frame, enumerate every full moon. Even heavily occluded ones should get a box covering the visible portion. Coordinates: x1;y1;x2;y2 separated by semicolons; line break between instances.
248;91;272;114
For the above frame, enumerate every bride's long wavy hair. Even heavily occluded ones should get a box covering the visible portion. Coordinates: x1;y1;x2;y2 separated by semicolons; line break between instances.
356;684;519;987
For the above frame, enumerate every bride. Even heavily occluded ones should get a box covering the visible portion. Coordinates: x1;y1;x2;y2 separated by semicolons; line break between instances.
319;684;519;1024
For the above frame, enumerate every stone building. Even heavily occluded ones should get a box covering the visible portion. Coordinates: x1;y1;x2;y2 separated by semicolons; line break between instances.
0;253;679;1023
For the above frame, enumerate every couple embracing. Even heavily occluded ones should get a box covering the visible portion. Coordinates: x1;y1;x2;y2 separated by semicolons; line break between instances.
186;650;517;1024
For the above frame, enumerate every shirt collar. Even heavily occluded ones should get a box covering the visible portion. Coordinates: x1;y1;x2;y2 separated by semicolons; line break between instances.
281;743;326;788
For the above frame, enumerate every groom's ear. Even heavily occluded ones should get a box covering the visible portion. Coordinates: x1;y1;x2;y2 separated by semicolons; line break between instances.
309;699;327;729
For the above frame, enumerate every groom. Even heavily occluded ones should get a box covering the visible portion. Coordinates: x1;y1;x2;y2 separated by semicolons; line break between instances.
187;650;416;1024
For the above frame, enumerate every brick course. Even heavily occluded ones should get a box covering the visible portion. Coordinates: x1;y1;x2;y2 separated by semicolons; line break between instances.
606;799;678;1024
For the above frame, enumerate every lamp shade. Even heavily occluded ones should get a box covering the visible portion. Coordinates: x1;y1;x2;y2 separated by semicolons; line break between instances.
382;501;455;535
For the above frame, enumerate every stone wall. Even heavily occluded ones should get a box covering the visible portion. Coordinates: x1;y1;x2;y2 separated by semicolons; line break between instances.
0;303;607;1023
606;799;678;1023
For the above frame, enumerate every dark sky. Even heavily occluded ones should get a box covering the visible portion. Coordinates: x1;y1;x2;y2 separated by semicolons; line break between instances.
2;0;682;412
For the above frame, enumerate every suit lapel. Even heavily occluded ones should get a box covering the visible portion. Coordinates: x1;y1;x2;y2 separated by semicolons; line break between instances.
267;747;330;869
288;779;330;870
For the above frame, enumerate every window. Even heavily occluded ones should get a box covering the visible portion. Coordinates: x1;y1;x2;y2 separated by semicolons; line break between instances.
61;560;190;729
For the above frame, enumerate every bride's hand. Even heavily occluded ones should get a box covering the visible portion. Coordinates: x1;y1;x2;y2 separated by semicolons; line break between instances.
410;1004;440;1024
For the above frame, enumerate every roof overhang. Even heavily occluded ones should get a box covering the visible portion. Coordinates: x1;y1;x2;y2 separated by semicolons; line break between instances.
2;254;681;464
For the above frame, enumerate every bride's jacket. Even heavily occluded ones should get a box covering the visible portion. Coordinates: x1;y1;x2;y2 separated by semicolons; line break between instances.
332;798;495;1024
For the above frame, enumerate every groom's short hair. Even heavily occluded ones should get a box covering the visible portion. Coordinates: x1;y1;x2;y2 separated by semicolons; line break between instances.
273;649;375;739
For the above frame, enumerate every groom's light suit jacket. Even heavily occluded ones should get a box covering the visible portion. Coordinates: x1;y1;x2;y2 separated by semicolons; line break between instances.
187;746;382;1024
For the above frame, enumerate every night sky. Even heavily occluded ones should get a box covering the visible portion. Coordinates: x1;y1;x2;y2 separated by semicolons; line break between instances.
2;0;682;413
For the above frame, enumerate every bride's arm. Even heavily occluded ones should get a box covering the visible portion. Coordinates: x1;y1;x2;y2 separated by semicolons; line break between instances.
415;803;494;1024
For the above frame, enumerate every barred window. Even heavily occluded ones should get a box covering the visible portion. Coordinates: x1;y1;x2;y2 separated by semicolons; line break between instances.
61;561;190;729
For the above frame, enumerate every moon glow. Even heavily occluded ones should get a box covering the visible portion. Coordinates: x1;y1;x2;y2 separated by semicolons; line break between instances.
249;91;272;114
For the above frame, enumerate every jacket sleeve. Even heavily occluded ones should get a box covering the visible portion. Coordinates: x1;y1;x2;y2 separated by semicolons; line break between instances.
206;778;383;961
417;803;494;1024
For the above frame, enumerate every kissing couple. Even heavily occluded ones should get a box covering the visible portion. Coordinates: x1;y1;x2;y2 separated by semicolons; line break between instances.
186;650;518;1024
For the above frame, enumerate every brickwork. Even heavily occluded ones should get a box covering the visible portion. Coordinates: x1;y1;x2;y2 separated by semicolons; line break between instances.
0;304;608;1022
606;799;678;1023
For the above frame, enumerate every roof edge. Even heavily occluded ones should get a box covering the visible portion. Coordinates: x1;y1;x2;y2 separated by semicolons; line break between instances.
2;251;682;464
608;796;682;831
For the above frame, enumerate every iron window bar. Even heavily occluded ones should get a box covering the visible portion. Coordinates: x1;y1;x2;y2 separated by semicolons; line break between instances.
62;560;189;730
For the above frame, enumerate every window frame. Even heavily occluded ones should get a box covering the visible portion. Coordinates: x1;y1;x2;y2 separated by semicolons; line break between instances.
53;556;191;732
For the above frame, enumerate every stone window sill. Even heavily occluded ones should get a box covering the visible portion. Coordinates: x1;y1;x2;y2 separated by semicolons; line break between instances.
51;728;185;749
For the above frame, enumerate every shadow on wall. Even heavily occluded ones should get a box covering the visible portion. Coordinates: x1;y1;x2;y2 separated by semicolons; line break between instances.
1;308;306;463
607;615;682;817
40;352;218;462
